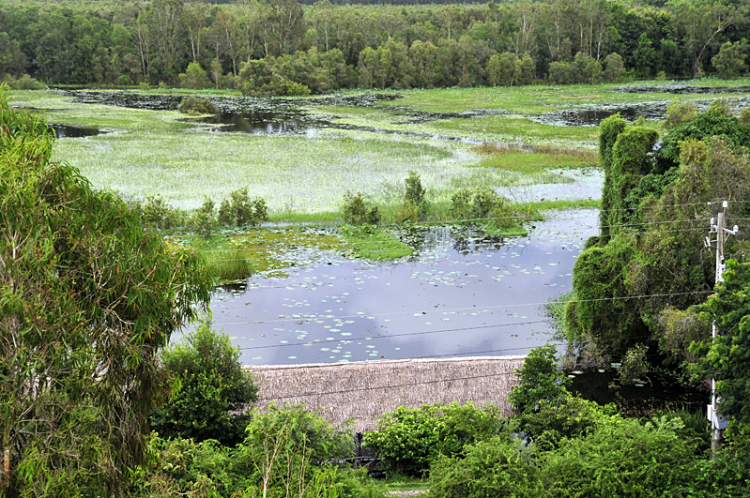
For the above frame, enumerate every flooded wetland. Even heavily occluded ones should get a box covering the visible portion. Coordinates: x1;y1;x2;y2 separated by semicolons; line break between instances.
10;79;750;364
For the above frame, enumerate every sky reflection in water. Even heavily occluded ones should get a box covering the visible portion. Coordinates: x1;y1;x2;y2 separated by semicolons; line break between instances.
200;209;599;365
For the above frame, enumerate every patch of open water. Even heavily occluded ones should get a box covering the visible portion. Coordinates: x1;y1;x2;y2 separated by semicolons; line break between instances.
530;97;750;127
190;209;599;366
48;123;102;138
497;167;604;203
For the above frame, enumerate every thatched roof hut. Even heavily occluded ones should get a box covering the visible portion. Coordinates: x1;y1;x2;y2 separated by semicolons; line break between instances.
249;356;524;432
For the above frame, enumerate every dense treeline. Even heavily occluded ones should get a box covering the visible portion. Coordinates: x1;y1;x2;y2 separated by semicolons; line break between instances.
1;0;748;93
563;102;750;382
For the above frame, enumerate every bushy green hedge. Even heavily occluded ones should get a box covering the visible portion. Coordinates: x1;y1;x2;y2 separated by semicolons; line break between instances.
363;402;507;476
177;95;218;115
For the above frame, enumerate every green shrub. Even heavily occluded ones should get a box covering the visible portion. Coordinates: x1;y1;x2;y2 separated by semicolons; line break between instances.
618;343;650;386
664;101;698;130
217;187;268;227
177;95;218;115
179;61;212;89
191;197;216;237
428;437;540;498
655;106;750;173
139;195;187;228
515;396;615;451
363;402;506;476
548;61;574;85
242;403;353;495
508;344;570;415
132;436;249;497
603;53;625;83
398;171;428;222
343;191;381;224
450;187;510;222
681;442;750;497
150;313;258;446
3;74;46;90
712;41;747;80
537;416;699;497
741;107;750;125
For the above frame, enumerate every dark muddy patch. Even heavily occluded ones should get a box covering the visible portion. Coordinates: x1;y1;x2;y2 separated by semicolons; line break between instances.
614;84;750;95
530;97;750;127
383;106;511;125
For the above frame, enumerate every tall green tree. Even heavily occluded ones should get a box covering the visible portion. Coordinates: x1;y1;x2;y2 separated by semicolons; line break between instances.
0;89;211;496
150;313;258;446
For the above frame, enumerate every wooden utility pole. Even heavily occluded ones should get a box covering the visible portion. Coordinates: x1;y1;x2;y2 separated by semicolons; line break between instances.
707;201;739;455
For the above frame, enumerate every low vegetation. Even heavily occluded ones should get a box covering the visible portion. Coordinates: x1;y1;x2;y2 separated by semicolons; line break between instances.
177;95;218;115
132;343;750;497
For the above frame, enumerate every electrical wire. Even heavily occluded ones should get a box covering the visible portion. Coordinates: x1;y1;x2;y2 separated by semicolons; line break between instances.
214;290;712;328
234;306;706;353
257;370;518;401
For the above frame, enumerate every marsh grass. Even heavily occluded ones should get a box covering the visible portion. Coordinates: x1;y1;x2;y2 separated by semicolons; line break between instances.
10;88;607;222
376;79;750;114
520;199;601;212
206;249;253;282
471;143;597;178
339;226;413;260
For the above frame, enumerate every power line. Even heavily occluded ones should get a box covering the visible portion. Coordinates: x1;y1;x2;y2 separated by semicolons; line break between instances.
202;198;750;235
196;220;720;261
257;370;518;401
214;290;711;327
235;306;703;353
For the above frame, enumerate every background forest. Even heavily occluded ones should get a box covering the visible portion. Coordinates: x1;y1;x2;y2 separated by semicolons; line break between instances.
1;0;748;94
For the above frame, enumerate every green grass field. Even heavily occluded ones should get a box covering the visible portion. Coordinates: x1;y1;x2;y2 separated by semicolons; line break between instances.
9;79;747;225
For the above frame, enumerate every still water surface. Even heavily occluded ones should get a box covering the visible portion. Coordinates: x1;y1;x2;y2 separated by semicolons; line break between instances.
201;209;599;365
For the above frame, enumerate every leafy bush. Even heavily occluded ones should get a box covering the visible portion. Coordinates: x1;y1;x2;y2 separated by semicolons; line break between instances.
508;344;570;414
137;195;188;228
515;396;615;451
191;197;216;237
396;171;428;222
618;343;650;386
218;187;268;227
3;74;46;90
177;95;218;115
741;107;750;125
450;187;510;222
179;61;212;89
363;402;506;476
682;441;750;497
150;313;258;446
536;416;699;497
428;437;540;498
656;107;750;172
603;53;625;82
342;191;380;225
664;101;698;130
242;403;353;495
712;41;747;80
548;61;574;85
133;436;250;497
485;52;534;87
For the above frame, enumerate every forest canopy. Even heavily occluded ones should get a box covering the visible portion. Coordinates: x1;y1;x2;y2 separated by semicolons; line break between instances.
0;0;748;92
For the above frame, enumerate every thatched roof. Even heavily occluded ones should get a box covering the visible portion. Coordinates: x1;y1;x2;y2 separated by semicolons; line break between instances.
249;356;524;433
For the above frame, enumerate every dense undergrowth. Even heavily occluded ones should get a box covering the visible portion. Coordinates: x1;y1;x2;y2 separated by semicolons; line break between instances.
132;343;750;497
